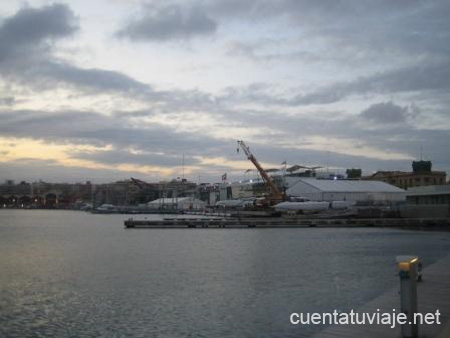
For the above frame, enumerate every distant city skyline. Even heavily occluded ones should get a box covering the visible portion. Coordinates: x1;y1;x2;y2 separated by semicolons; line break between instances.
1;1;449;183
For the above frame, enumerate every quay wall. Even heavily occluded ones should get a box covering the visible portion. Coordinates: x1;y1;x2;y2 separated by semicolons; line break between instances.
124;217;450;230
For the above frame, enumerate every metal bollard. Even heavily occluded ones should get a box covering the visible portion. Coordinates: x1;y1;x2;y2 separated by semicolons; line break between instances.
396;255;419;338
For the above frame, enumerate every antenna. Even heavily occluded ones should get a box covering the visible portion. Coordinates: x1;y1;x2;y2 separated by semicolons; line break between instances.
182;154;185;180
419;144;423;161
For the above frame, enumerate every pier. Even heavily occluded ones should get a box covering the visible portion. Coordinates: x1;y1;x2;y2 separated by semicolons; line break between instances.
313;254;450;337
124;217;450;229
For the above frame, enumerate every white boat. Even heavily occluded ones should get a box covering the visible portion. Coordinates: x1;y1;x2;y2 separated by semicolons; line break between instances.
93;204;118;213
215;198;257;208
274;199;355;214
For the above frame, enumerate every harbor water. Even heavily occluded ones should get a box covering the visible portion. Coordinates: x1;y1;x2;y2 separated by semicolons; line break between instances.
1;210;449;337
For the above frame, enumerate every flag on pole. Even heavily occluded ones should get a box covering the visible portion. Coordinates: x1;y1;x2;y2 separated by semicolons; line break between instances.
281;161;287;165
222;173;227;181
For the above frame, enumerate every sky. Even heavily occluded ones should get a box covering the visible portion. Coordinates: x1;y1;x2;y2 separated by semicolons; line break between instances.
0;0;449;183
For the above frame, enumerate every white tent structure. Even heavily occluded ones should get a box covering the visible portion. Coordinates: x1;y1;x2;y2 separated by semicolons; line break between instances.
147;197;206;211
285;177;405;203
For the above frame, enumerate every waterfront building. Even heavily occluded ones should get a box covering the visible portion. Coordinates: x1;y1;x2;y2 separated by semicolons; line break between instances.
284;177;405;204
406;185;450;205
366;161;446;189
401;185;450;218
1;180;95;208
93;178;201;207
93;180;140;207
32;181;93;208
0;180;32;207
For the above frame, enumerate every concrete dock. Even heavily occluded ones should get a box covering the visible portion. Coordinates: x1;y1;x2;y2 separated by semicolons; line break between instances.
313;255;450;338
124;217;450;229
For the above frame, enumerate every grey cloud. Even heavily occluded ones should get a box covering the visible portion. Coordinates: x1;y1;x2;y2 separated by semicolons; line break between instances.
0;4;78;62
245;142;412;174
1;106;449;180
0;107;247;180
216;0;450;55
214;106;449;174
116;4;217;41
29;60;154;94
1;2;449;181
217;83;280;107
0;142;415;184
267;124;449;176
289;61;450;105
225;41;317;64
116;0;450;67
0;4;166;99
225;41;256;59
0;5;221;110
214;0;450;105
364;62;450;93
360;102;409;125
215;59;450;108
0;110;117;142
289;90;344;106
0;4;217;107
0;158;149;183
0;108;229;158
206;0;268;17
71;149;200;167
76;127;227;158
1;57;176;101
0;97;15;106
184;0;450;59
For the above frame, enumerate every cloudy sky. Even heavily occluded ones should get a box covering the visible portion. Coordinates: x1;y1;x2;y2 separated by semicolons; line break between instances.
0;0;449;183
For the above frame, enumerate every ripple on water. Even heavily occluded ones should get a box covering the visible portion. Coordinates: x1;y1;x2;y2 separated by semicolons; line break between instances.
1;210;449;338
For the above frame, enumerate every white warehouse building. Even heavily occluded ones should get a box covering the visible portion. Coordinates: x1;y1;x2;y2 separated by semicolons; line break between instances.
285;177;405;203
147;197;206;211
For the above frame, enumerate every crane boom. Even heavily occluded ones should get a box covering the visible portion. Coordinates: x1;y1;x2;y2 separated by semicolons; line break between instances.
237;140;283;200
130;177;148;189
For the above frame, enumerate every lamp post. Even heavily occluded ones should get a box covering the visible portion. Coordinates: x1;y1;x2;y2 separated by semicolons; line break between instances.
396;255;419;338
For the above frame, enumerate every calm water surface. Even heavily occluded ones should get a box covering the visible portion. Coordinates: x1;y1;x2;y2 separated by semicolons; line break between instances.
1;210;449;337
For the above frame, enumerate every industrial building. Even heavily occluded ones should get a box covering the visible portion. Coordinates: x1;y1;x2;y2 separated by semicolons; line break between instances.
366;160;446;189
0;180;93;208
284;177;405;204
406;185;450;205
147;197;206;211
400;185;450;218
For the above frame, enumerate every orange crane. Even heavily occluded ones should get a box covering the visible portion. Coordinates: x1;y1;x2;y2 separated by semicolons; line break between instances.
237;140;285;205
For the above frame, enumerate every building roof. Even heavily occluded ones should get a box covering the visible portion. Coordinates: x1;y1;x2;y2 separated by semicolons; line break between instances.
296;178;405;193
367;170;446;178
